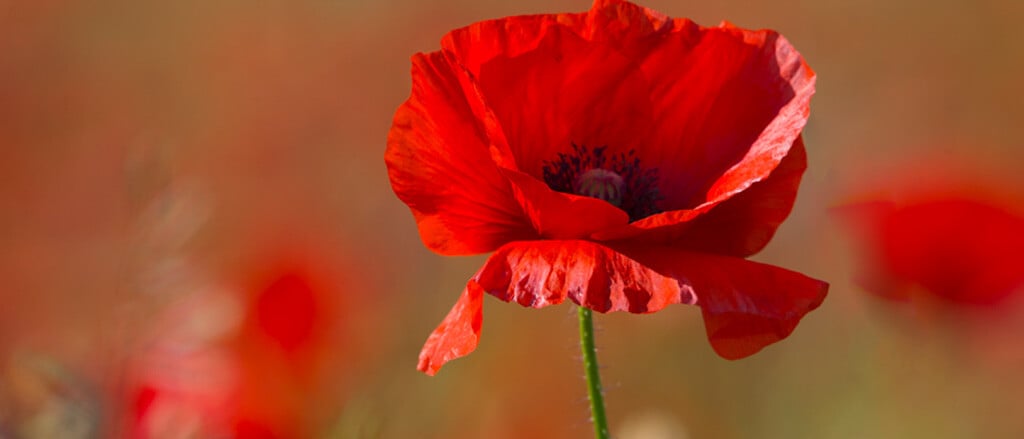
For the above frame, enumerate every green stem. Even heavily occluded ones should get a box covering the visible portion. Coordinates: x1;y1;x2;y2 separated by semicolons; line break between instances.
578;306;609;439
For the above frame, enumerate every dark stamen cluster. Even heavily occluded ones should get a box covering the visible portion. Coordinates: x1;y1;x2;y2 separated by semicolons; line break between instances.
542;143;662;221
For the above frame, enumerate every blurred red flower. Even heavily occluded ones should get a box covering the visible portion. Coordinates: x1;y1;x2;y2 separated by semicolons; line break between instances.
838;192;1024;306
128;265;345;439
386;0;828;375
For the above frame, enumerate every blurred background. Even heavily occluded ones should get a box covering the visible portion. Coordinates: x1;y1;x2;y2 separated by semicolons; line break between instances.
2;0;1024;437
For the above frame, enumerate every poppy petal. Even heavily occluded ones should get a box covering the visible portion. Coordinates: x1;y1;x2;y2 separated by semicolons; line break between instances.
386;51;536;255
674;254;829;359
474;240;696;314
640;24;815;211
417;281;485;376
582;0;673;44
627;136;808;256
470;240;826;359
590;136;807;251
501;168;630;240
438;1;674;179
441;1;671;79
607;245;826;359
460;22;657;180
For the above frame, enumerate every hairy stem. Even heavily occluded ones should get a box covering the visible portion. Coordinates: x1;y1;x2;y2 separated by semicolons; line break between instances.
578;306;609;439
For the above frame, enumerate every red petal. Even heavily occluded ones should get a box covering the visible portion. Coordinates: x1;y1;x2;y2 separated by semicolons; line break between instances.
474;240;695;313
469;24;657;179
417;281;485;376
432;15;679;243
471;240;827;359
501;168;629;240
660;136;808;256
436;1;674;180
591;136;807;251
640;24;815;211
386;52;536;255
671;254;829;359
441;1;672;80
581;0;673;44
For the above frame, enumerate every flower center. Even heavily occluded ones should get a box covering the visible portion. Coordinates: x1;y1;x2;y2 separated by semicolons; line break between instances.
542;144;662;221
574;168;625;207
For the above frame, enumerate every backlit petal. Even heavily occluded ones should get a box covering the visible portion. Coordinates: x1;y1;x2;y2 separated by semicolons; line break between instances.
469;241;826;359
437;1;674;179
671;254;828;359
676;137;807;256
580;0;672;44
501;169;629;240
471;25;655;179
474;240;695;313
417;282;485;376
640;23;815;211
441;1;671;77
386;52;536;255
590;138;806;250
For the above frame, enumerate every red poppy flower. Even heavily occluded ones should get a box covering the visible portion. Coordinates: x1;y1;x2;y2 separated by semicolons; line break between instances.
386;0;828;375
838;191;1024;305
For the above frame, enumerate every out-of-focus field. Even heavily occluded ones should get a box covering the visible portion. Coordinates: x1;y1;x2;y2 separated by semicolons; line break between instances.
2;0;1024;437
